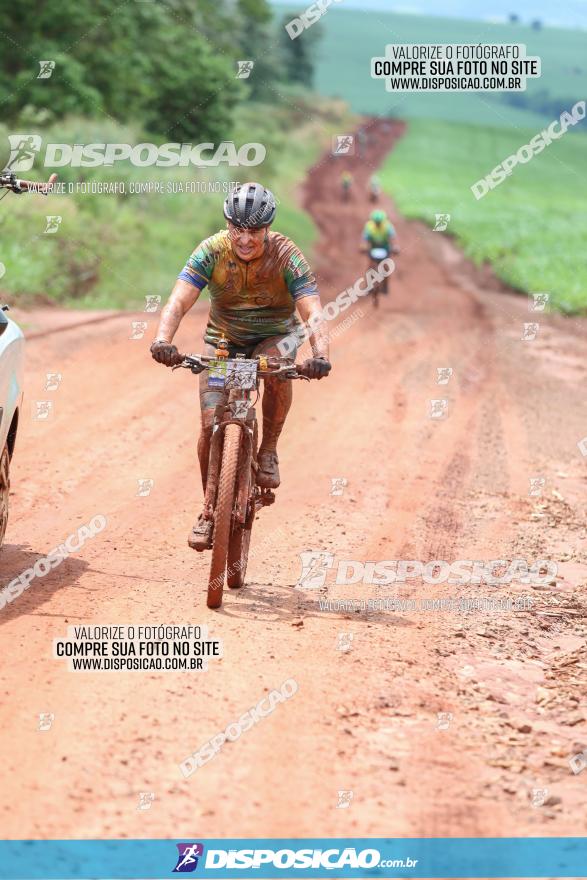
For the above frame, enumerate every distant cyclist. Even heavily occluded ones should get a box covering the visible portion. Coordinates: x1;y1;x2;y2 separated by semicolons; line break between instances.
340;170;353;202
360;209;399;295
357;127;368;158
368;175;381;202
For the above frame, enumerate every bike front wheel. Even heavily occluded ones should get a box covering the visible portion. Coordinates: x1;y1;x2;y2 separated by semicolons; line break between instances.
227;419;257;589
227;523;252;588
207;423;241;608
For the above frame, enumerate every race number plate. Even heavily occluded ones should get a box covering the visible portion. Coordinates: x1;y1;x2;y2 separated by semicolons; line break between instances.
208;359;258;390
226;360;258;390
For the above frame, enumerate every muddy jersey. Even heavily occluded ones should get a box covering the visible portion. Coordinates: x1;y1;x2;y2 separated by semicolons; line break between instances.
178;230;318;346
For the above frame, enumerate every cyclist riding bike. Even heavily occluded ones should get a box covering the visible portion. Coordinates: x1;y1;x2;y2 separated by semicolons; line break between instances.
341;170;353;201
360;209;399;295
150;182;331;550
368;175;381;202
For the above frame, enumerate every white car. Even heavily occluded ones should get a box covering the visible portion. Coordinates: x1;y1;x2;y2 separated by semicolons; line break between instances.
0;305;24;547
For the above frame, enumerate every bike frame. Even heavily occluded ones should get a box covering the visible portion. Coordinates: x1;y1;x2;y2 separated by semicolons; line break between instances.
176;352;305;525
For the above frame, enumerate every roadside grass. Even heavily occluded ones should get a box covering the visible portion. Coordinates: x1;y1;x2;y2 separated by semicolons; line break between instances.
0;95;353;309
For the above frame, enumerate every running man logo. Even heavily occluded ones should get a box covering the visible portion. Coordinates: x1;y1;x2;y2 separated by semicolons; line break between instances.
531;788;548;807
137;479;154;497
336;632;354;653
230;400;250;419
436;711;453;731
569;751;587;775
32;400;53;421
332;134;355;156
236;61;254;79
173;843;204;873
129;321;148;340
45;372;62;391
433;213;451;231
436;367;453;385
38;712;54;731
296;551;335;589
429;398;448;420
137;791;155;811
144;295;162;313
521;322;539;341
529;477;545;497
44;216;62;234
530;293;549;312
330;477;348;496
4;134;42;172
38;61;56;79
336;790;354;809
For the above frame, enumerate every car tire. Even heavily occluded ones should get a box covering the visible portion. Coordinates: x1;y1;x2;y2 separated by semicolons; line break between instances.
0;443;10;548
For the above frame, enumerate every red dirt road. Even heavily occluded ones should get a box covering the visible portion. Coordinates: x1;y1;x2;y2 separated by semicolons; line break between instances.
1;121;586;841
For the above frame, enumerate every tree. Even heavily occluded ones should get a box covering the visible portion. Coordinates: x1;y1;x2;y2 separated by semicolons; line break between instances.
0;0;319;137
145;27;243;141
278;12;323;88
0;0;246;137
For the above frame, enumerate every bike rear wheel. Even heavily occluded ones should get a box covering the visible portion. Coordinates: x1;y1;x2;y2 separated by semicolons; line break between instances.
207;424;241;609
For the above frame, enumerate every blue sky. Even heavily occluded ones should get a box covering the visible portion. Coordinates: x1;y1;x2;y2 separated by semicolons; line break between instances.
270;0;587;30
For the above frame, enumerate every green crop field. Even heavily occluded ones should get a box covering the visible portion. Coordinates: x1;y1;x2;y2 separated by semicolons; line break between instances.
379;117;587;311
274;5;587;128
269;4;587;309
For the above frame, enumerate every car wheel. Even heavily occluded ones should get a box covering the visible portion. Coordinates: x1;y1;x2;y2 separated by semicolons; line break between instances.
0;444;10;548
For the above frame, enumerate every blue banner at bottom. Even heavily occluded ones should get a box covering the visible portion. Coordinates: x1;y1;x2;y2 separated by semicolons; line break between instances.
0;837;586;879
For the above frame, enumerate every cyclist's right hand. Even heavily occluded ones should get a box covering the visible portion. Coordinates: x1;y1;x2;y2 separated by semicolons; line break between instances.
150;340;183;367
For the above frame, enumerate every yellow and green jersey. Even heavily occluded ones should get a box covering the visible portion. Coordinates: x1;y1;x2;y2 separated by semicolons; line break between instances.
179;230;318;346
363;219;395;249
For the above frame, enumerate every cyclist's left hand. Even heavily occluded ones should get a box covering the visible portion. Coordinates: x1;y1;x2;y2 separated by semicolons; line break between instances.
150;340;183;367
301;357;331;380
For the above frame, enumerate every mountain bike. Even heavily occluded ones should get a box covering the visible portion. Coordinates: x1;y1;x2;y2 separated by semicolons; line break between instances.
366;246;400;308
0;172;57;200
369;184;381;203
175;348;311;609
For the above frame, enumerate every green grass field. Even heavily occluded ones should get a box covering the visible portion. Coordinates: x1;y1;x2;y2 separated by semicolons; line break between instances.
274;6;587;128
380;118;587;311
0;95;353;309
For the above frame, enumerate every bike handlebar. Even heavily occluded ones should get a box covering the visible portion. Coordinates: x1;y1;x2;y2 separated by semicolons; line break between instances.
0;172;58;195
175;353;309;379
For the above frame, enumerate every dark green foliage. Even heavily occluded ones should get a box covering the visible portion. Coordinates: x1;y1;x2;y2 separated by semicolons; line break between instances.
0;0;315;137
278;12;322;88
